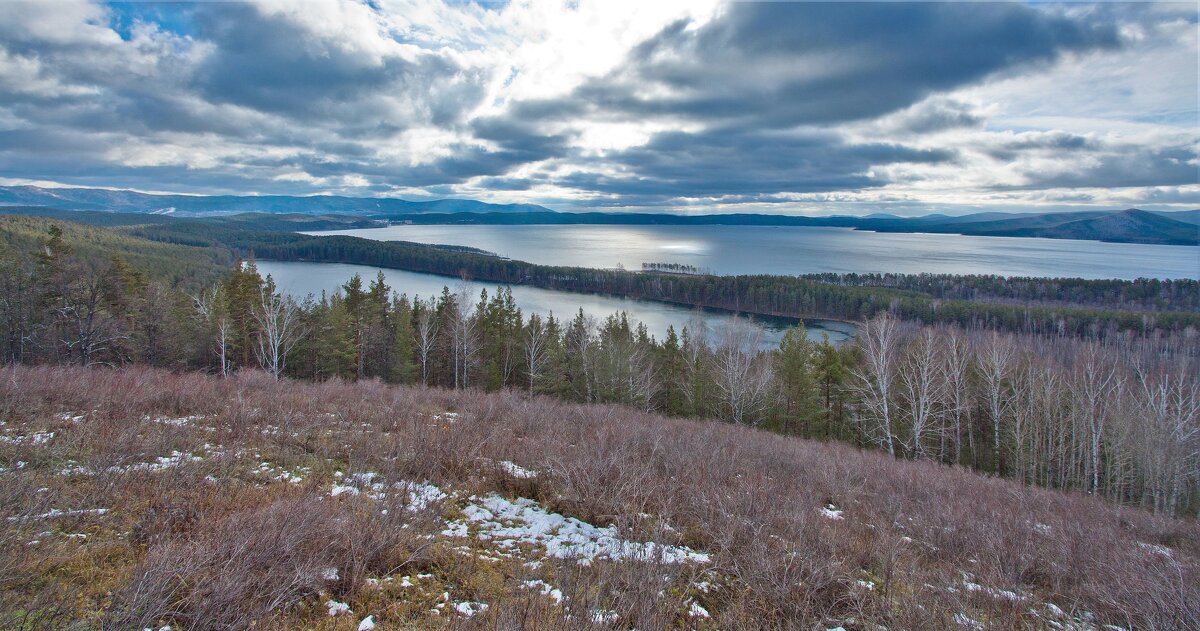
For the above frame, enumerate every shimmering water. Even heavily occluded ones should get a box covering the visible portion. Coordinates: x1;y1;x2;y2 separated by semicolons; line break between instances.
312;224;1199;280
255;260;855;349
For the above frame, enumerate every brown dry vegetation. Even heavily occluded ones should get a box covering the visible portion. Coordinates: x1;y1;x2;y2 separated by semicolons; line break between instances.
0;365;1196;630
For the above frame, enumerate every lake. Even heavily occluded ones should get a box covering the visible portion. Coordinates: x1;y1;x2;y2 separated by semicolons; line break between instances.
310;224;1200;280
255;260;855;350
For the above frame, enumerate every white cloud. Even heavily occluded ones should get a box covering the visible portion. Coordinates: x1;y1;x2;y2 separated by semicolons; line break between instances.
0;0;1193;214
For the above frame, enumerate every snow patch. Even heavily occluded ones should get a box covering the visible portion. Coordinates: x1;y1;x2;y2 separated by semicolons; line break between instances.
0;431;55;445
1138;542;1172;557
8;508;108;522
454;601;488;616
521;579;564;603
357;615;375;630
444;494;709;564
326;600;351;616
499;460;537;479
954;613;984;630
819;504;844;520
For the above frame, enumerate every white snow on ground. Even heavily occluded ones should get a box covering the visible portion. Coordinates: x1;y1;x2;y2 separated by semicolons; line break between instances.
357;615;375;630
499;460;537;479
57;412;87;423
148;415;204;427
0;431;55;445
322;567;340;581
113;451;203;473
445;494;710;564
962;574;1026;602
403;481;447;511
954;613;984;630
454;601;488;616
688;601;711;618
254;461;308;484
590;609;619;624
521;579;564;603
1138;542;1172;557
819;504;845;520
61;444;223;476
326;600;351;616
328;473;446;511
432;412;460;424
330;484;361;497
7;508;108;522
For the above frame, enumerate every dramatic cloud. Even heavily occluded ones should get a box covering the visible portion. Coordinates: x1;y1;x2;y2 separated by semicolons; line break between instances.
0;0;1194;214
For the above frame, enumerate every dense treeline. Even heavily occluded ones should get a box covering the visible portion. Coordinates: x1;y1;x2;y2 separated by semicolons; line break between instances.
801;272;1200;312
122;220;1200;340
3;223;1197;516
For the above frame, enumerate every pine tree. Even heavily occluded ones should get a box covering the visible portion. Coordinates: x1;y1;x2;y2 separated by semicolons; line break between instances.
388;293;416;384
777;325;819;435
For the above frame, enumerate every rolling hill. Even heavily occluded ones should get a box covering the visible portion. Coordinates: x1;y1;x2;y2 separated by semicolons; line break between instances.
0;185;553;216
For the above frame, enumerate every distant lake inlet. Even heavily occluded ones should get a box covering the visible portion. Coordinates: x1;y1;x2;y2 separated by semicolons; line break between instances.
255;260;855;350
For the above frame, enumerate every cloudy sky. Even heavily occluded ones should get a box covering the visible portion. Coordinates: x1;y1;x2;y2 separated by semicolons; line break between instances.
0;1;1195;215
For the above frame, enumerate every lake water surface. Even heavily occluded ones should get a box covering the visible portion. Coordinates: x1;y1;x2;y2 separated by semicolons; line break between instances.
255;260;854;350
311;224;1199;280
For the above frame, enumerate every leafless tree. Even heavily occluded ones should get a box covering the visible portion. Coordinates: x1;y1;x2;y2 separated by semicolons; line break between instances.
1075;344;1122;494
413;298;439;386
253;291;304;379
898;328;942;459
193;286;232;377
53;269;123;367
523;313;549;393
1132;364;1200;515
451;289;479;389
979;332;1014;473
851;313;901;456
939;328;972;464
712;317;774;425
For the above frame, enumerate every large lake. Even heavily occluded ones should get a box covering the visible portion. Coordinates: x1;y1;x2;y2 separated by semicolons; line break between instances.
256;260;854;350
311;224;1199;280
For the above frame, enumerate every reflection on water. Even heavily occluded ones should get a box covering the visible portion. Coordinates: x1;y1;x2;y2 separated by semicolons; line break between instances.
310;224;1199;280
255;260;854;350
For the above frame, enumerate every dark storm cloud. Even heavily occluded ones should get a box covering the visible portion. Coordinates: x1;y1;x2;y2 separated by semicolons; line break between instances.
517;2;1121;130
478;1;1126;204
1009;143;1199;190
558;130;956;199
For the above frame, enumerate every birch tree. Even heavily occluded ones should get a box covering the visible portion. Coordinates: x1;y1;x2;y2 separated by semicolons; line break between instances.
712;317;774;425
979;332;1014;473
253;290;303;379
851;313;901;456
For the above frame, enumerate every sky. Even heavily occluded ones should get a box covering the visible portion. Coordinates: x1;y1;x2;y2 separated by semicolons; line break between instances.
0;0;1195;216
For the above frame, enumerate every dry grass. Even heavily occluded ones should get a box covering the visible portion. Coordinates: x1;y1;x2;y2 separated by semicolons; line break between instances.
0;365;1196;630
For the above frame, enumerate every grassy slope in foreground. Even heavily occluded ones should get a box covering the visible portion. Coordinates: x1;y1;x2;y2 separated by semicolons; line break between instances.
1;365;1195;630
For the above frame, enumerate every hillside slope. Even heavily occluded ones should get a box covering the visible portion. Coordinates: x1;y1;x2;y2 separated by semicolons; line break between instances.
988;209;1199;245
1;366;1195;630
0;214;233;288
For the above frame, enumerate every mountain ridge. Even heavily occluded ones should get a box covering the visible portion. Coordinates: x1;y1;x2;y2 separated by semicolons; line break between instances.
1;185;1195;245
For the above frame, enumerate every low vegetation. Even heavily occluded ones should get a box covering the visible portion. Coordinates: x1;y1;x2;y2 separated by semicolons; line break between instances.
1;365;1196;630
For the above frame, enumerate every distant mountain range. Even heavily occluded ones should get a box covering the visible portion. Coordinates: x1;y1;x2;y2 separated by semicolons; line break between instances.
0;185;551;216
1;185;1196;246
